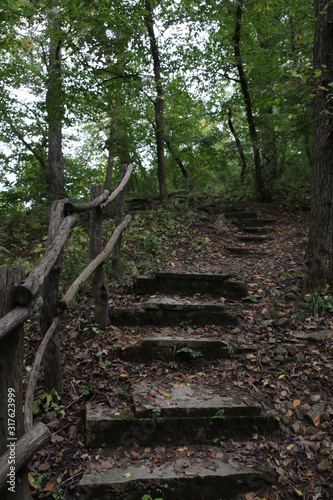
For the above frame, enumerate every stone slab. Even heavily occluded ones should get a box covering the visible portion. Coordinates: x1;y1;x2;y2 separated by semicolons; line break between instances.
135;273;247;299
111;300;238;327
225;247;268;257
132;380;262;418
234;219;275;227
237;235;272;243
111;336;252;363
77;457;273;500
224;210;258;219
155;272;232;281
240;227;272;234
86;403;277;448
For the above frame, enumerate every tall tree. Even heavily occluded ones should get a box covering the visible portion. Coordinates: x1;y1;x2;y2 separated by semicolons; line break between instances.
144;0;168;204
46;5;64;199
305;0;333;290
233;0;266;201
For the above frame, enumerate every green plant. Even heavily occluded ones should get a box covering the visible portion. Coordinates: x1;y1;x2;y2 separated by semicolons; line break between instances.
176;346;203;359
227;338;237;358
213;409;225;420
30;471;46;489
33;389;65;417
80;380;98;396
306;287;333;315
213;434;225;446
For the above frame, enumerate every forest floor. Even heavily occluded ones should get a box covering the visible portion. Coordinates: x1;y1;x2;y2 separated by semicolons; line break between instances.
23;201;333;500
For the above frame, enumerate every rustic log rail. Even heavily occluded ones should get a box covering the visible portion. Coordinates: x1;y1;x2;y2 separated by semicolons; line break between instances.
59;214;132;310
0;165;133;499
13;215;77;307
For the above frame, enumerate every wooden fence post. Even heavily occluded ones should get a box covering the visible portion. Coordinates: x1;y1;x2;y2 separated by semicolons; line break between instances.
90;185;109;329
112;164;127;277
39;200;64;396
0;266;32;499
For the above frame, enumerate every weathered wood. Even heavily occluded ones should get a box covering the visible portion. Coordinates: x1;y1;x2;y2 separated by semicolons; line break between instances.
112;164;127;277
64;189;110;214
0;422;51;492
100;163;133;209
13;214;76;306
0;296;43;341
90;185;109;330
40;200;68;396
0;266;31;499
59;214;132;310
24;318;59;431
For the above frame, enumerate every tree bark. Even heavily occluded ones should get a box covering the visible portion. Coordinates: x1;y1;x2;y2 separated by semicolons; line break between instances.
101;163;133;209
13;212;76;306
112;165;127;278
0;422;50;492
0;266;32;500
0;296;43;341
105;102;117;190
144;0;168;204
233;1;266;201
305;0;333;290
40;200;69;396
164;134;190;186
24;319;59;431
90;185;109;329
59;215;132;310
46;6;64;200
65;190;109;214
227;110;247;183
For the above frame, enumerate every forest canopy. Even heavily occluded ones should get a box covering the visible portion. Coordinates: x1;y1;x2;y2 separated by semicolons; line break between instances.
0;0;315;210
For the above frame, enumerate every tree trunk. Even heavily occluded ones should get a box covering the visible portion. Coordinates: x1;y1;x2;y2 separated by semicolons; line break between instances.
112;165;127;278
46;6;64;200
144;0;168;205
0;266;32;500
305;0;333;290
233;1;266;201
90;185;109;329
164;134;190;186
40;200;65;396
227;110;247;183
104;103;116;190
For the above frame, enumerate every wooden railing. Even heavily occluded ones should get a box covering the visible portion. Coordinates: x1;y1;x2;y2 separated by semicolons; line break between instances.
0;164;133;499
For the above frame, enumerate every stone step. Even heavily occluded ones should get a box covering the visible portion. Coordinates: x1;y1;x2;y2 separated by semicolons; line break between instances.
134;272;247;299
225;247;268;257
77;453;274;500
234;219;275;228
240;227;273;234
224;210;257;219
111;335;250;363
237;235;272;243
110;299;238;327
86;382;277;448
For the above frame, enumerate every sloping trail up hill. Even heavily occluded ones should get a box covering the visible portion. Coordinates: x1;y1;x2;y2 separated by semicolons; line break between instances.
71;205;332;500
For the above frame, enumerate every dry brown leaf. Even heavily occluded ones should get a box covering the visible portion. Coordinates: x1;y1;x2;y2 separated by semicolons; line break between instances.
159;390;170;398
44;481;57;493
313;414;321;427
28;473;38;489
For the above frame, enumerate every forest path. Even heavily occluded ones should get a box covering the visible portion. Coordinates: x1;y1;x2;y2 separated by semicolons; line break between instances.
26;203;333;500
75;208;304;499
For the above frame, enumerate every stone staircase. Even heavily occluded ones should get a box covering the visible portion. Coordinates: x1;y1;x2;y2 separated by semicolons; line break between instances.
225;208;275;256
77;245;278;499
